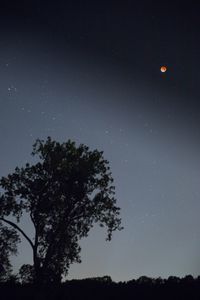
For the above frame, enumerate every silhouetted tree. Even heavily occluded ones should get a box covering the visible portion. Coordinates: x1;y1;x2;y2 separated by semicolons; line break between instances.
19;264;34;284
5;273;19;285
0;225;19;282
167;276;180;284
137;276;153;286
0;137;122;285
181;275;194;284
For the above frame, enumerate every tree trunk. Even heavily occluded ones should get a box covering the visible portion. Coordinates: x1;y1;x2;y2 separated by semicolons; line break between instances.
33;250;44;286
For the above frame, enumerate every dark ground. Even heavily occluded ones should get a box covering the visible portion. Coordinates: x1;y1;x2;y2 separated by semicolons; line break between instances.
0;275;200;300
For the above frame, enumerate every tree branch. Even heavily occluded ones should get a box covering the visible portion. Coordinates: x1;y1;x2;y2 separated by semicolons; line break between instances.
30;212;38;245
0;217;34;250
30;212;36;229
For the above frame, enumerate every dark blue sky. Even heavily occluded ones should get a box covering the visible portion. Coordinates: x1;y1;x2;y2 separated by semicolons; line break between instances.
1;1;200;281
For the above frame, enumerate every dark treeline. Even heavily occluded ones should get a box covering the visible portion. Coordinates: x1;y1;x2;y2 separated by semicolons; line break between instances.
0;275;200;300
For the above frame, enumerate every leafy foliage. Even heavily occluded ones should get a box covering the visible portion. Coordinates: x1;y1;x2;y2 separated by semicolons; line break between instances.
0;137;122;284
0;224;20;282
19;264;34;284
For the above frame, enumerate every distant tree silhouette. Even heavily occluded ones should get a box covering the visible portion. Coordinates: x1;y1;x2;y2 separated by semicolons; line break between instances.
137;276;154;285
181;275;194;284
0;137;122;285
167;276;180;284
0;274;199;300
154;276;165;286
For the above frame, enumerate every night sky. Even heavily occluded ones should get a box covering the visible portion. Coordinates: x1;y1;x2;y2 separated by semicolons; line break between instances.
1;1;200;281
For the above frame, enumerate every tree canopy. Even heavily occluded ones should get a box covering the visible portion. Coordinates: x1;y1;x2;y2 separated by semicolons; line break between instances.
0;137;122;284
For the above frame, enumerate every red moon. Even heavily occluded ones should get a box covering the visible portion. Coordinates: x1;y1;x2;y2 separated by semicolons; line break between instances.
160;66;167;73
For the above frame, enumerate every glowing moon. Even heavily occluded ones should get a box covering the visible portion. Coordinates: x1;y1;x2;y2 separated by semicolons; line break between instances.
160;66;167;73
